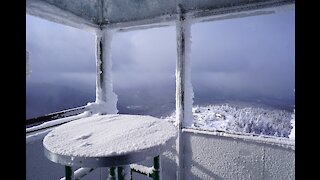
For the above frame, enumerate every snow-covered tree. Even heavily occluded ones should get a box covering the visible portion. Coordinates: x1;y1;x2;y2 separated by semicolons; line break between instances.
163;104;292;138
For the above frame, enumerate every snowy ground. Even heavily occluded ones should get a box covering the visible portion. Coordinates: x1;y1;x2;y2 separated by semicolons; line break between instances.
163;104;294;139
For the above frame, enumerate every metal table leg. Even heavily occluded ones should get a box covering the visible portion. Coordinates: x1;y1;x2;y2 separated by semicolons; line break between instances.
109;167;116;180
65;166;74;180
117;167;124;180
152;156;160;180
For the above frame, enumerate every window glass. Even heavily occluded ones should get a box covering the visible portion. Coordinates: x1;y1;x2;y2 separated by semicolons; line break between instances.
189;11;295;137
112;26;176;118
26;15;96;119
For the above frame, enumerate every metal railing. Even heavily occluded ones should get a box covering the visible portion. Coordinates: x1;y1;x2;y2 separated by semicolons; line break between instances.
26;106;87;129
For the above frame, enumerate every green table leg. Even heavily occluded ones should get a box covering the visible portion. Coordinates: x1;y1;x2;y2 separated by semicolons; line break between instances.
109;167;116;180
117;167;124;180
65;166;74;180
118;165;130;180
152;156;160;180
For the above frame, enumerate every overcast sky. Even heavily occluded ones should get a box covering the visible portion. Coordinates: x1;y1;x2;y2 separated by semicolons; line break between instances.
26;10;295;118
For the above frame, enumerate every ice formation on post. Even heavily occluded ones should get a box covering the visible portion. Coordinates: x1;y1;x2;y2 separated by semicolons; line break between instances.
183;19;194;128
88;30;118;114
175;4;194;128
175;4;194;180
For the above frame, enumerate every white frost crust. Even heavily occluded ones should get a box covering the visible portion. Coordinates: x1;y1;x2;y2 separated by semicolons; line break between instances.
130;164;154;175
93;30;118;114
175;11;194;128
183;19;194;128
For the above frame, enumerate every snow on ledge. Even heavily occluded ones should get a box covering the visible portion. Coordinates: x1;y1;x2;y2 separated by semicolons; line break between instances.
182;128;295;150
130;164;154;175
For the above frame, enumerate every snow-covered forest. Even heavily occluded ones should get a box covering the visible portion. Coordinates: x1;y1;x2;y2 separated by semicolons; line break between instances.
163;104;295;139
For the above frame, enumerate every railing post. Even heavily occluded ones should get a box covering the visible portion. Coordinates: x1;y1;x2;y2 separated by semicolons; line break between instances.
176;4;185;180
94;30;118;114
95;31;105;103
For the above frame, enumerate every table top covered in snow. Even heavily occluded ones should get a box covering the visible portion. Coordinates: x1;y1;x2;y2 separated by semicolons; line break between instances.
43;114;177;167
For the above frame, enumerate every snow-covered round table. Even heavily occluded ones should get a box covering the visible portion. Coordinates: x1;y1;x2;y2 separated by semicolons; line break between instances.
43;114;177;179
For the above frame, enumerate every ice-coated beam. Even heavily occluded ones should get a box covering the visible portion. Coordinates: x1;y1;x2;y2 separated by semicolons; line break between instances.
175;4;194;180
26;0;99;32
27;0;294;32
90;30;118;115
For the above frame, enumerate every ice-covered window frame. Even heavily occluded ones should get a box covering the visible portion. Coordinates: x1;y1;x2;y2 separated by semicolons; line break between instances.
26;0;295;122
26;0;295;138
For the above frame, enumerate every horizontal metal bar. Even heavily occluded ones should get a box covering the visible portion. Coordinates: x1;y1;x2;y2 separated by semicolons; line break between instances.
26;111;91;135
27;0;294;32
26;0;99;32
130;157;159;179
60;168;95;180
182;128;295;149
131;168;152;178
26;106;86;127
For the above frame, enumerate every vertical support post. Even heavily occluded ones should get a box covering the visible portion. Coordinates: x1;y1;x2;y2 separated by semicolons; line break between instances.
65;166;74;180
176;3;193;180
95;31;106;103
152;156;160;180
94;30;118;114
108;167;116;180
176;4;185;180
